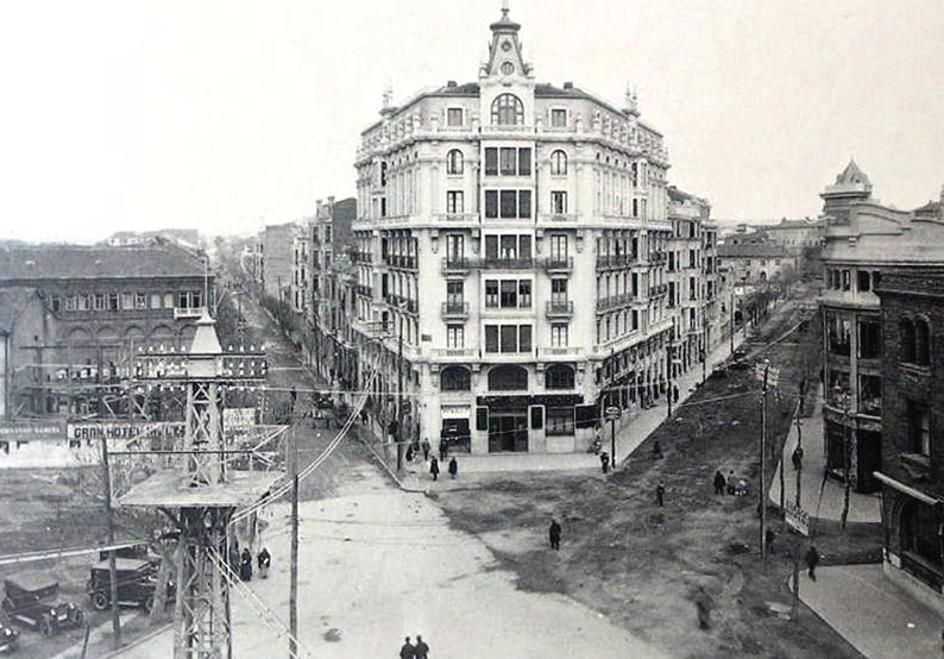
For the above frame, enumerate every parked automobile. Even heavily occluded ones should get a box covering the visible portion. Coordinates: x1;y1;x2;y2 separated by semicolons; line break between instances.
86;558;173;612
1;574;83;636
0;614;18;653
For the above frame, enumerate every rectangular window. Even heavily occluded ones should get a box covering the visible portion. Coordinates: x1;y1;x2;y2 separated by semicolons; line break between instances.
65;296;77;311
518;148;531;176
551;323;569;347
500;190;518;218
551;278;568;302
446;281;464;304
518;235;532;259
500;325;518;353
484;148;498;176
857;270;871;292
446;191;464;214
841;269;851;291
485;280;499;307
121;292;133;309
135;293;148;309
907;400;931;456
500;280;517;308
546;407;575;435
50;296;61;312
94;293;105;311
500;235;518;259
485;190;499;218
500;148;517;176
551;191;567;214
518;280;532;308
447;324;465;349
518;190;531;218
518;324;532;352
447;108;464;127
550;108;567;128
485;325;499;353
549;235;567;260
446;234;464;261
632;310;639;330
485;236;499;260
857;320;882;359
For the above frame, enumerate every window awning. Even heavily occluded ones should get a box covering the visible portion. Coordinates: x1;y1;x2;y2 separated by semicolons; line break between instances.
874;471;939;506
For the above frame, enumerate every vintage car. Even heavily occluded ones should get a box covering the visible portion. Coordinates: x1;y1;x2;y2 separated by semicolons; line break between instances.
0;614;18;653
1;574;83;636
86;558;172;612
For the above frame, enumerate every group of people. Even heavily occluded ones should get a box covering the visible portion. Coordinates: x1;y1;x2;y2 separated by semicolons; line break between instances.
399;635;431;658
713;469;749;496
230;543;272;582
429;455;458;481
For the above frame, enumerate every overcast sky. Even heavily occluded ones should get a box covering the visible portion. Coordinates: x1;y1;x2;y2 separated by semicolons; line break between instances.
1;0;942;243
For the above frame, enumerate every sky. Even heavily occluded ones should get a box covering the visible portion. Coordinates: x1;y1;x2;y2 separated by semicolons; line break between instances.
1;0;942;243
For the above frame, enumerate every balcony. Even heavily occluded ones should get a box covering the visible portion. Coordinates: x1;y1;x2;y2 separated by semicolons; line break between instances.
649;284;669;298
383;254;417;270
546;300;574;318
441;301;470;319
480;124;536;135
431;348;479;361
441;257;473;273
437;212;479;223
174;306;206;319
539;213;578;223
385;294;417;315
543;256;573;273
536;346;584;359
354;284;373;298
481;257;534;270
596;254;633;270
596;293;633;313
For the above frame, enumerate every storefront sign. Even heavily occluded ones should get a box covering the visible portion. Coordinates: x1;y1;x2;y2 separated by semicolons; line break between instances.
67;422;185;441
223;408;257;429
784;502;810;536
0;421;63;441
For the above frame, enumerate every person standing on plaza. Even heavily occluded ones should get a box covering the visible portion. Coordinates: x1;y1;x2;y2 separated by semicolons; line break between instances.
439;439;448;462
448;456;458;479
549;518;562;550
399;636;416;659
240;547;253;581
656;482;666;507
600;451;610;474
421;438;431;462
806;545;820;581
429;456;440;481
414;635;429;659
713;470;727;495
257;547;271;579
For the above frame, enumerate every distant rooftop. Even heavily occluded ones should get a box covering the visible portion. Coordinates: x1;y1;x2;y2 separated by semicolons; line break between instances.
718;243;792;259
0;243;206;281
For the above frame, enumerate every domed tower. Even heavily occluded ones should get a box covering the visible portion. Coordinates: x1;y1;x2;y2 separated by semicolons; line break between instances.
820;159;873;224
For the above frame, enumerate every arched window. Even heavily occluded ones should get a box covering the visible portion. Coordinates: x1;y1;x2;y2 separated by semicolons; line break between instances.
550;150;567;175
545;364;575;390
900;499;941;568
915;318;931;366
899;317;916;363
491;93;524;126
488;364;528;391
441;366;471;391
446;149;464;175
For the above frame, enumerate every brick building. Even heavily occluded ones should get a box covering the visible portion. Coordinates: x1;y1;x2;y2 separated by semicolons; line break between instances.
875;265;944;613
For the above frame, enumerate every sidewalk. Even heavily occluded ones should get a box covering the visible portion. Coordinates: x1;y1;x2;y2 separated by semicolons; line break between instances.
613;327;747;465
768;387;880;523
798;564;942;658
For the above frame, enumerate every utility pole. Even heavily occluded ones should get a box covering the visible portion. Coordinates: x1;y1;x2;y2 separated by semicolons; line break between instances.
760;359;769;563
701;346;707;384
666;343;674;419
100;436;121;649
840;395;853;530
395;319;404;471
791;394;804;621
729;290;736;355
610;407;617;466
289;424;298;659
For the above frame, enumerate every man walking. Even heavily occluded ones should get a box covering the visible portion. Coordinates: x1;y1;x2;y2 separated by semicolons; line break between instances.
713;470;727;495
656;481;666;507
421;439;431;462
448;457;458;479
549;518;562;550
414;635;430;659
438;439;448;462
805;545;819;581
399;636;416;659
792;446;804;470
429;456;440;481
600;451;610;475
256;547;271;579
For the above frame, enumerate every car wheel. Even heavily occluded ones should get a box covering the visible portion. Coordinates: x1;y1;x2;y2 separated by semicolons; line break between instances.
143;595;154;612
92;592;109;611
40;618;53;637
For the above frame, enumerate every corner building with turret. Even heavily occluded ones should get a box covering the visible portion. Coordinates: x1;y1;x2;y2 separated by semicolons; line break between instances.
350;9;714;456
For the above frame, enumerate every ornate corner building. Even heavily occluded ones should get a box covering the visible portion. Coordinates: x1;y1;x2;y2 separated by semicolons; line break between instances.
348;8;722;456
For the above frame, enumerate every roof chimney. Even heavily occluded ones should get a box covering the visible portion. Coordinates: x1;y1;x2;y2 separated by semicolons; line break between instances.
563;81;573;90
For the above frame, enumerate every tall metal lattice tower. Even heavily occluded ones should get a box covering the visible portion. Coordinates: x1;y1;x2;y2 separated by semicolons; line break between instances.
117;312;275;658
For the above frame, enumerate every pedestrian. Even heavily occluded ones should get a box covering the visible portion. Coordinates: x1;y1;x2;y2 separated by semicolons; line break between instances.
421;439;431;462
400;636;416;659
694;586;712;630
713;470;727;495
439;439;448;462
673;385;679;403
652;440;663;460
805;545;819;581
240;547;253;581
600;451;610;474
414;635;429;659
406;443;415;463
257;547;271;579
430;456;440;481
448;457;458;479
765;529;776;555
792;446;804;470
726;470;736;495
656;481;666;507
229;542;240;575
549;518;562;551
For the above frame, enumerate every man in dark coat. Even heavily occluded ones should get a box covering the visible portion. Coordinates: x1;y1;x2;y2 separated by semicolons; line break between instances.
421;439;431;462
600;451;610;474
240;548;253;581
726;470;736;495
429;457;440;481
806;545;820;581
414;635;429;659
439;439;448;462
257;547;271;579
656;482;666;507
792;446;804;470
399;637;416;659
448;457;458;479
549;518;562;550
713;470;727;495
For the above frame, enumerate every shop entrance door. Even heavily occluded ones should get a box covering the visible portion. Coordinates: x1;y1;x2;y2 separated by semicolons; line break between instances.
488;410;528;453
